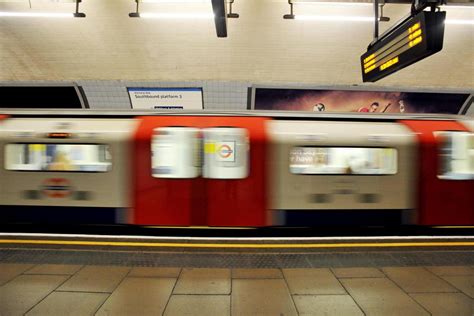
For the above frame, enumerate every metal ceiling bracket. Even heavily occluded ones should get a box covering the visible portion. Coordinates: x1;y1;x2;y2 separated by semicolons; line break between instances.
227;0;239;18
129;0;140;17
73;0;86;18
283;0;295;19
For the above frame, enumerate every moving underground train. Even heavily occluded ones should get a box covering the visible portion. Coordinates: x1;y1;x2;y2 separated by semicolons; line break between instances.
0;111;473;228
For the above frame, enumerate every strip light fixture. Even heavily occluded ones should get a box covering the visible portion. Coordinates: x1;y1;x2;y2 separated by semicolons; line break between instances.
284;0;473;25
0;11;73;17
129;0;238;19
0;0;85;17
139;12;213;19
294;14;473;25
129;0;212;18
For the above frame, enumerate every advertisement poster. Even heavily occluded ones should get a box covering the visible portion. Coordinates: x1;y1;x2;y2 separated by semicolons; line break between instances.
128;87;203;110
254;88;469;114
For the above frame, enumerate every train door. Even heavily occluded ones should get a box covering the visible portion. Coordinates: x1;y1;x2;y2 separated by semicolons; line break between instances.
133;116;199;226
132;116;268;227
400;120;474;225
0;115;8;210
201;118;268;227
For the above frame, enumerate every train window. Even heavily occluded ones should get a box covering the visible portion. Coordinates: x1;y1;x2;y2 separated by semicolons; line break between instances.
151;127;200;178
289;147;397;175
436;131;474;180
202;127;249;179
4;144;112;172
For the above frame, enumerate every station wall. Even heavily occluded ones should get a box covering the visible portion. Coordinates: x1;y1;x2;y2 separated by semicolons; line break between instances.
1;80;472;115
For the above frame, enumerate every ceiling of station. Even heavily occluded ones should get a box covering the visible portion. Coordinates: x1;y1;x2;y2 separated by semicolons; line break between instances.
0;0;472;89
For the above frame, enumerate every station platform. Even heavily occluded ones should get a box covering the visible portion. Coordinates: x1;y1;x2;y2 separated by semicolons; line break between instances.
0;233;473;315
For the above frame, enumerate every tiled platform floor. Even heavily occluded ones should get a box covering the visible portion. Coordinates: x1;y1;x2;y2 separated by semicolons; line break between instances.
1;258;473;315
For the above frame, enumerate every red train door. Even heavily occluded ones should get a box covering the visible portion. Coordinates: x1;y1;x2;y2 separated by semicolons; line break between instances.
132;116;269;227
400;120;474;226
201;117;268;227
133;116;198;226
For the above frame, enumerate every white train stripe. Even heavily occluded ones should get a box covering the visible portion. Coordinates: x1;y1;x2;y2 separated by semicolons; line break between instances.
0;233;472;242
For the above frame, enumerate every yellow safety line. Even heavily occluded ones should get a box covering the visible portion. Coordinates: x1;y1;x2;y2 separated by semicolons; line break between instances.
0;239;473;249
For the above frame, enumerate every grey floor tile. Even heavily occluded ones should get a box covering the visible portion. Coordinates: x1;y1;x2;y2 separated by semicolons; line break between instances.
441;276;474;298
25;264;83;275
340;278;429;316
426;266;474;276
410;293;473;316
283;268;346;295
96;277;176;315
128;267;181;278
293;295;364;316
332;267;384;278
382;267;457;293
231;279;297;315
232;268;282;279
25;292;108;316
57;266;129;293
0;263;34;285
164;295;230;316
0;275;68;316
173;268;230;294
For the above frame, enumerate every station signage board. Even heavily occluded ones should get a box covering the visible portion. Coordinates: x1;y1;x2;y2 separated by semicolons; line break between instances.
128;87;203;110
361;11;446;82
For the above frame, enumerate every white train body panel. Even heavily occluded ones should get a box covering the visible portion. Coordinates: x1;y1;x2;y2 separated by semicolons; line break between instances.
0;118;137;208
267;120;418;211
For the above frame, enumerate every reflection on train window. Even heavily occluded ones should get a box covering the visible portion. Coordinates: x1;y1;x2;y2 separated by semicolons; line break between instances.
436;131;474;180
5;144;112;172
151;127;200;178
289;147;397;175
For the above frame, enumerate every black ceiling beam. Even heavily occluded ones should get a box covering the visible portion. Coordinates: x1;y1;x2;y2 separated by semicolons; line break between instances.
211;0;227;38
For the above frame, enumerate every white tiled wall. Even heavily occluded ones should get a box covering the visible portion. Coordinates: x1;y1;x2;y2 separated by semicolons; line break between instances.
79;80;250;110
1;80;472;114
0;80;251;110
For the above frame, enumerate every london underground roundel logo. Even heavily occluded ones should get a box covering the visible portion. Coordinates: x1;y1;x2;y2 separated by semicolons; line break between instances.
217;144;233;159
42;178;72;198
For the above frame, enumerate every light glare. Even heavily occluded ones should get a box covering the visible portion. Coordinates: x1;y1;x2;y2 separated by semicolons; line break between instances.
140;0;208;2
294;1;372;6
295;15;373;22
295;14;473;25
140;12;214;19
445;19;474;25
0;11;73;17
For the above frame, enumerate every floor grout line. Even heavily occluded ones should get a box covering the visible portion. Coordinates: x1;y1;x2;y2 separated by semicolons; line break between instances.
329;267;367;316
280;268;301;315
22;271;75;315
379;267;433;315
161;267;182;316
92;266;132;314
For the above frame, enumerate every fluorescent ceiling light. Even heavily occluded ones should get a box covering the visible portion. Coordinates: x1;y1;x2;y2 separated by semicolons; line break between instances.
293;1;372;6
140;12;213;19
294;15;474;25
140;0;208;3
445;19;474;25
0;11;73;17
295;15;373;22
444;5;474;9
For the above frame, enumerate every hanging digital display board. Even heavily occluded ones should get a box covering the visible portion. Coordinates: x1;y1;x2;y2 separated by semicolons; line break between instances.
361;10;446;82
128;88;203;110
